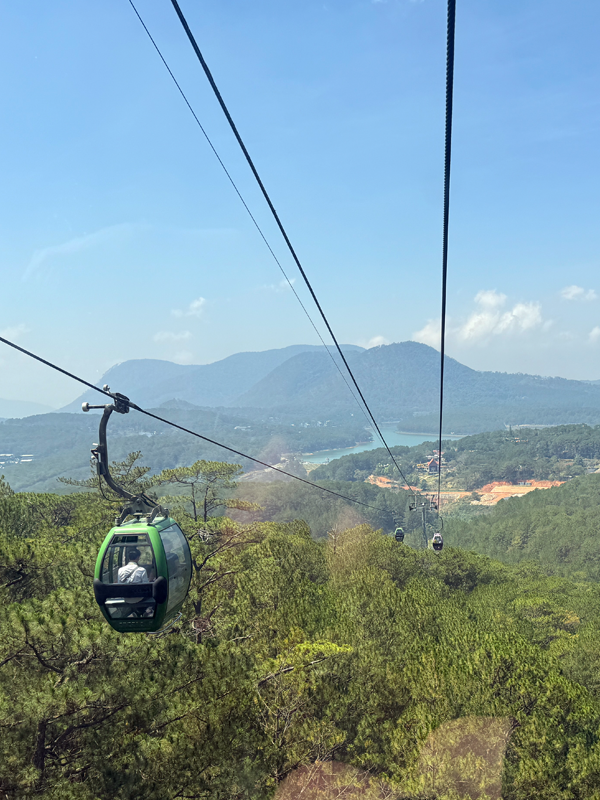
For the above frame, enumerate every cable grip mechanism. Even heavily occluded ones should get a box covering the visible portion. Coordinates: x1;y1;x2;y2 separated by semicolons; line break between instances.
82;386;167;525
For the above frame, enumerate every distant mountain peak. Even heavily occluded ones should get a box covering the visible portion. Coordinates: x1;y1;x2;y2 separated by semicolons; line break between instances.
58;344;365;413
159;398;202;410
49;340;600;429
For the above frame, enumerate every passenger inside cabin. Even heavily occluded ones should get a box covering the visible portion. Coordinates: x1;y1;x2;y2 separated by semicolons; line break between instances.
118;548;149;584
110;547;154;619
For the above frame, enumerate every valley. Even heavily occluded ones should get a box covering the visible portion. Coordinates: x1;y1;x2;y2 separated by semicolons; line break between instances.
4;343;600;495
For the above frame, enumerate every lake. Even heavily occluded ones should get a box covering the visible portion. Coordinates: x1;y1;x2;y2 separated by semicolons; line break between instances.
302;425;462;465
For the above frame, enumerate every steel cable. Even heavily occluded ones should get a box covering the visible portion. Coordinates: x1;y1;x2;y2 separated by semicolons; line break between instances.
166;0;414;490
0;334;385;512
126;0;375;439
436;0;457;512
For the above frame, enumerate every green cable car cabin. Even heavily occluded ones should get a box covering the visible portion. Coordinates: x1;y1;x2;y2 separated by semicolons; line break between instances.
84;391;193;633
93;516;192;633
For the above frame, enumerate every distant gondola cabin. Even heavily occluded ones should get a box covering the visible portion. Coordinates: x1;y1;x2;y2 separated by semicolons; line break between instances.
94;516;192;633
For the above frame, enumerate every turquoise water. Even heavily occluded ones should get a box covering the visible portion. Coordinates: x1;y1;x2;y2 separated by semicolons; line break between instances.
302;425;462;465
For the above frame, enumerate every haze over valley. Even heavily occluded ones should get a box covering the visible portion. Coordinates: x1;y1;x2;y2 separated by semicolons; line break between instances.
4;341;600;493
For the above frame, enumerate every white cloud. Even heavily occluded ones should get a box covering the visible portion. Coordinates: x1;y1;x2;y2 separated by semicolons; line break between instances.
0;324;29;341
560;285;597;301
459;310;500;341
589;327;600;343
153;331;192;343
263;278;296;293
495;302;542;334
413;290;544;348
172;297;206;318
458;291;542;342
561;285;584;300
188;297;206;317
412;319;440;349
474;289;507;309
23;223;140;280
363;335;390;349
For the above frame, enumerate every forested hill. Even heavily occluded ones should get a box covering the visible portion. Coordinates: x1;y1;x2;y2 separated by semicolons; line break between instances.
313;424;600;490
238;342;600;430
5;478;600;797
446;472;600;582
60;344;365;412
0;408;367;493
56;341;600;433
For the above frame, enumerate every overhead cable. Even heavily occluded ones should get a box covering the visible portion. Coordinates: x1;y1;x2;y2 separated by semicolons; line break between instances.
126;0;373;436
165;0;413;489
0;335;384;512
436;0;457;512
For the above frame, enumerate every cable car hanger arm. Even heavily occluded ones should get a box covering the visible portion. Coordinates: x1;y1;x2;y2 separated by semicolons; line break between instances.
83;388;166;524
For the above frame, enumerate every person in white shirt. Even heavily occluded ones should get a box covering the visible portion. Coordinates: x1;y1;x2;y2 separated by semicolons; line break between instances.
118;548;149;584
108;547;151;619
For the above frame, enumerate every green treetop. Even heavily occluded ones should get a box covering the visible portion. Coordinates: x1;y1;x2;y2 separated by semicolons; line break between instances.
157;459;259;522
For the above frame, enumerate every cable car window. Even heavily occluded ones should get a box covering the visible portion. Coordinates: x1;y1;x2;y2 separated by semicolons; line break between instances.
105;597;157;620
111;534;151;545
159;524;192;614
100;542;158;619
100;543;156;584
101;547;120;584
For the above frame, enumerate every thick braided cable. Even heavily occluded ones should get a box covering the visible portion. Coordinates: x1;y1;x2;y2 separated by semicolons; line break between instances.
437;0;457;512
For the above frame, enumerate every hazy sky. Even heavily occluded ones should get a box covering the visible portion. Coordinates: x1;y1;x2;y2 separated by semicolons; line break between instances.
2;0;600;408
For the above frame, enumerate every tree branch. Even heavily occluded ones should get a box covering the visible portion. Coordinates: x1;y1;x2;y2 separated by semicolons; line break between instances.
257;657;331;688
25;638;63;675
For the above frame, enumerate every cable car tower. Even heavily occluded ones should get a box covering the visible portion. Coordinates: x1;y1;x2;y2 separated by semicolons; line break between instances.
409;494;439;549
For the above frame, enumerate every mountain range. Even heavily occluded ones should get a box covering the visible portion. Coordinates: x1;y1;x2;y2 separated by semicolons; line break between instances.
4;341;600;493
60;344;365;413
61;341;600;429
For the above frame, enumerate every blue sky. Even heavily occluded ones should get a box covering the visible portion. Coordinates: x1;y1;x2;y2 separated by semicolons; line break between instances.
2;0;600;408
